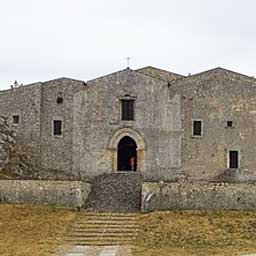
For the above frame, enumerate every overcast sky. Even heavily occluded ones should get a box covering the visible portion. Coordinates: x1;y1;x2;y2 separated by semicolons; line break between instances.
0;0;256;89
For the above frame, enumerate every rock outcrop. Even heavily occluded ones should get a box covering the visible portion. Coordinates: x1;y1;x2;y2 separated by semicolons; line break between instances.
0;115;40;179
0;115;85;180
0;116;16;171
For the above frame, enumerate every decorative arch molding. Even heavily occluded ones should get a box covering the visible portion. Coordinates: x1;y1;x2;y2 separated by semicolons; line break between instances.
108;127;146;150
108;127;146;172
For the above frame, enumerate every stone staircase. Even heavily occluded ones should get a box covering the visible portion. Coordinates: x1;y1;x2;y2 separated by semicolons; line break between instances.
65;212;140;246
84;173;143;212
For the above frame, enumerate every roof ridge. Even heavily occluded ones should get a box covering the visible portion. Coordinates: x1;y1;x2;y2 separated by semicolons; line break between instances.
87;68;133;82
137;66;185;77
134;69;169;84
42;77;85;84
87;68;168;84
182;67;254;80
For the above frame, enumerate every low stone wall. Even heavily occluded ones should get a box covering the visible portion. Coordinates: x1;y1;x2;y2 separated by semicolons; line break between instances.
142;181;256;212
0;180;91;208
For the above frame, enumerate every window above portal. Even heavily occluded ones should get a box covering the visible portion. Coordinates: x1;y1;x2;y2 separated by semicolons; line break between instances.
121;100;134;121
121;99;135;121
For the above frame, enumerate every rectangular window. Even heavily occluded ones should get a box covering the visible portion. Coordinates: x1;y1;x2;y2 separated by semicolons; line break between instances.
121;100;134;121
13;115;20;124
192;120;202;136
227;121;233;128
53;120;62;136
229;150;239;169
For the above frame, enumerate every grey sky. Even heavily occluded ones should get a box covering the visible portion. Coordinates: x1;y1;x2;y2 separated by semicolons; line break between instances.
1;0;256;89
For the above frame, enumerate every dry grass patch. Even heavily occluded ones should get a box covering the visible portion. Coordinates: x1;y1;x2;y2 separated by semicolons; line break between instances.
0;204;76;256
2;205;256;256
134;211;256;256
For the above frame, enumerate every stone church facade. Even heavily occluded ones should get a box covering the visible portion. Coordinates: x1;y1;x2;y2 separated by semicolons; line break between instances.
1;66;256;182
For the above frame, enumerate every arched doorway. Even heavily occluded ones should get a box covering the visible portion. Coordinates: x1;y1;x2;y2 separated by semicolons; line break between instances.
118;136;137;171
108;127;146;172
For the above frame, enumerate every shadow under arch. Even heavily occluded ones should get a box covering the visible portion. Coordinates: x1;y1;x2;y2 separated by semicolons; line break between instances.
108;127;146;172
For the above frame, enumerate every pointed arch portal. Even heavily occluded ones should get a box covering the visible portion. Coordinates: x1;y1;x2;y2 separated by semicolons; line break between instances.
118;136;137;171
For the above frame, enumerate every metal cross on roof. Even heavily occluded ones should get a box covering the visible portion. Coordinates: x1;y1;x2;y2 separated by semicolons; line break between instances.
126;57;131;68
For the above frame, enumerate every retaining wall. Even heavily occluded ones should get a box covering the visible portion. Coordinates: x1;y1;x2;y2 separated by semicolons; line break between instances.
142;181;256;212
0;180;91;208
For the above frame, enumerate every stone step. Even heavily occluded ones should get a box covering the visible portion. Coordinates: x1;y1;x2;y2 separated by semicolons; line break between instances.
72;228;139;234
78;216;140;220
76;221;139;226
71;225;139;230
74;223;138;227
81;212;139;217
75;221;138;225
66;211;139;247
66;240;135;245
70;230;135;234
67;233;136;239
66;239;135;244
67;241;132;246
72;224;138;229
84;173;143;212
80;217;139;221
67;233;136;238
71;229;138;233
82;214;139;218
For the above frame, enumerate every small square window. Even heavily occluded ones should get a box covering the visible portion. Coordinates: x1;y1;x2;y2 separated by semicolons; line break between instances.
121;100;134;121
53;120;62;136
13;115;20;124
57;97;63;104
227;121;233;128
192;120;202;137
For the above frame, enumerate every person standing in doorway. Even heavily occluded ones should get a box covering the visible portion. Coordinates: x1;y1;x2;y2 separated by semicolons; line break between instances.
130;156;136;171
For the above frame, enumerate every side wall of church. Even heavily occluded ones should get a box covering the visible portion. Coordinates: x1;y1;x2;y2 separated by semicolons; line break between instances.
72;69;182;179
172;69;256;180
0;84;42;163
40;79;85;173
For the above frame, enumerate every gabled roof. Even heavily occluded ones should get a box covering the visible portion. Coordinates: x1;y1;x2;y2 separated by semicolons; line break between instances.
42;77;85;84
136;66;185;83
87;67;168;85
87;68;133;82
0;77;86;93
182;67;254;81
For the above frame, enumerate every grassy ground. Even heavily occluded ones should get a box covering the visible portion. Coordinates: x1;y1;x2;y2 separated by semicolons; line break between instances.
0;204;76;256
134;211;256;256
1;205;256;255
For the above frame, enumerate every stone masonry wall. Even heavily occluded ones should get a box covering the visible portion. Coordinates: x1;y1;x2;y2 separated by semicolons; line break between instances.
0;180;91;208
172;68;256;180
40;78;85;172
2;66;256;184
85;173;143;212
0;83;42;164
72;69;182;179
142;181;256;212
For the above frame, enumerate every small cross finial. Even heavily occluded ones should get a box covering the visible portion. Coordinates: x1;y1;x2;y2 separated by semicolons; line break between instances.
126;57;131;68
